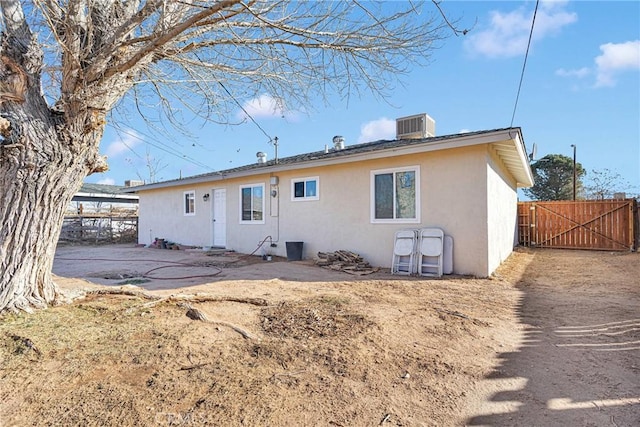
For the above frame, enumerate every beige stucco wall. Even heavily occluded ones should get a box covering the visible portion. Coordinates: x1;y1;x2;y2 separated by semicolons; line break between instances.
138;143;518;276
418;146;489;275
486;146;519;275
138;185;213;246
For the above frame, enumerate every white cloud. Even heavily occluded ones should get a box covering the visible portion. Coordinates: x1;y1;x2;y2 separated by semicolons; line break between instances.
236;94;298;121
105;129;143;158
465;2;576;58
556;40;639;88
541;0;570;7
594;40;640;87
555;67;590;78
97;178;116;185
535;0;577;37
358;117;396;143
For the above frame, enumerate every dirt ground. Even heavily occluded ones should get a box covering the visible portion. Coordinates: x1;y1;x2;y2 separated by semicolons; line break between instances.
464;249;639;427
0;245;638;426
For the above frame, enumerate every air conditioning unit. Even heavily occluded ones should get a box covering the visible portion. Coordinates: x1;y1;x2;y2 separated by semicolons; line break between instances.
396;114;435;139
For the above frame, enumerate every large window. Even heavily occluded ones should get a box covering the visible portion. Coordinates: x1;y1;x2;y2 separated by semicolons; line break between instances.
291;176;319;201
240;184;265;223
184;191;195;216
371;166;420;223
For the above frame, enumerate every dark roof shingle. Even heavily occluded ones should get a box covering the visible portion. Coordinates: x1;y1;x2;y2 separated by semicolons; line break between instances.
165;128;516;184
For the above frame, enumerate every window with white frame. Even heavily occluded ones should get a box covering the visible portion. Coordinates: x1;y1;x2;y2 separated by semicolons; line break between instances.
291;176;319;201
370;166;420;223
184;191;195;216
240;184;265;223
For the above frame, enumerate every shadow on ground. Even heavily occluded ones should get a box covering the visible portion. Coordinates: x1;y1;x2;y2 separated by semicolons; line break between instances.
465;250;640;426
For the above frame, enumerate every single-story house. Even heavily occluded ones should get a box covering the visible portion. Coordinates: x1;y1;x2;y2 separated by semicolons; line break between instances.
130;115;533;277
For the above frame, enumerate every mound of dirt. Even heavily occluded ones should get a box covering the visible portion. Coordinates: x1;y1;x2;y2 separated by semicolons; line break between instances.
261;298;371;339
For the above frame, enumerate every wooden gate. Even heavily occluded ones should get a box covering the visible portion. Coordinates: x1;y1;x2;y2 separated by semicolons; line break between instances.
518;199;636;251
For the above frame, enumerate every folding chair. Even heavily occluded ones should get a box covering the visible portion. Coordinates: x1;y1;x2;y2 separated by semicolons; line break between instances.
418;228;444;277
391;229;417;275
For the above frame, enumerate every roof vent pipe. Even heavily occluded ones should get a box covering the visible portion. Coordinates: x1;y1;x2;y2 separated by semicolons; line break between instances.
333;135;345;150
256;151;267;164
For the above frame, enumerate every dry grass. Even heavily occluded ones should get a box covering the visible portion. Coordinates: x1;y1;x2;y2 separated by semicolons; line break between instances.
1;253;533;426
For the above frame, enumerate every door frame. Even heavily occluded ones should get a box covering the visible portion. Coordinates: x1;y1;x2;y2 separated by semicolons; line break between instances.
211;187;227;248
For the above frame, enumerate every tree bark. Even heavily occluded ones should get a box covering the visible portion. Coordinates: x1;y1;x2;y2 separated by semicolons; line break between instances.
0;107;96;312
0;0;108;313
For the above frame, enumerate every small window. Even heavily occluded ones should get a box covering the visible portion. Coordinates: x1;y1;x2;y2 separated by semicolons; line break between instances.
240;184;265;223
291;177;319;201
184;191;195;216
370;166;420;223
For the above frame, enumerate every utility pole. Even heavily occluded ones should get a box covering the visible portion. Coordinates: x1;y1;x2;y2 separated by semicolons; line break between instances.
571;144;577;200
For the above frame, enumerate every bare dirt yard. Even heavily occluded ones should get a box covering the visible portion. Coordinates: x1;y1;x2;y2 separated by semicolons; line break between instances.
0;245;638;426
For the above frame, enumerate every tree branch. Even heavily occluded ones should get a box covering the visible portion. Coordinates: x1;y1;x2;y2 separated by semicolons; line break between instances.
431;0;475;36
0;0;28;35
83;0;163;81
96;0;246;83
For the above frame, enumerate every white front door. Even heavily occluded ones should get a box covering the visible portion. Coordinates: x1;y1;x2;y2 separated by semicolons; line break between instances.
212;188;226;247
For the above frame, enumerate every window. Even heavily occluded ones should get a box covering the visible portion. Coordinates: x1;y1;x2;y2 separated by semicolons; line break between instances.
240;184;265;223
291;177;319;201
371;166;420;223
184;191;195;216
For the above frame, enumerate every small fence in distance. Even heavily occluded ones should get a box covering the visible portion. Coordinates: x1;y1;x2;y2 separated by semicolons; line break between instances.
518;199;637;251
60;214;138;244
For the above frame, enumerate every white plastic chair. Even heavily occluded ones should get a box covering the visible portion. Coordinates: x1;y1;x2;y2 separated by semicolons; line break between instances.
391;229;417;275
418;228;444;277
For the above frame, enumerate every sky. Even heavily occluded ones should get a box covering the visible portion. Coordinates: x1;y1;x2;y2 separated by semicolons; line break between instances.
90;0;640;198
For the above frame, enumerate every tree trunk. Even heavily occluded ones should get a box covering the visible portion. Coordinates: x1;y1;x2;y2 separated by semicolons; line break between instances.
0;0;120;313
0;107;97;313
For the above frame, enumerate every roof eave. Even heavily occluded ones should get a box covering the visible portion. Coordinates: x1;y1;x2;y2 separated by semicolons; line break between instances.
74;192;139;200
130;128;533;192
489;130;534;188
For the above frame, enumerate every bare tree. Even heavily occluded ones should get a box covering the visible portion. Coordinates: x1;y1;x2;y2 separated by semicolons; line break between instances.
584;168;633;200
0;0;451;312
134;147;167;184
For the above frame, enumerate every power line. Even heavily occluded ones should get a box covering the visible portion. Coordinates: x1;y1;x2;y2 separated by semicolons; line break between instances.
144;139;213;171
193;51;273;143
111;77;274;172
510;0;539;128
114;131;144;160
115;127;214;171
218;81;273;143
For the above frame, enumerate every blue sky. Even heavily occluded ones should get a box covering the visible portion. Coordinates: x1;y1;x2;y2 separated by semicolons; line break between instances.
91;0;640;197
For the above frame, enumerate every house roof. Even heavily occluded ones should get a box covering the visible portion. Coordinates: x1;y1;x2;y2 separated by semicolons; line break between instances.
74;183;139;203
130;127;533;191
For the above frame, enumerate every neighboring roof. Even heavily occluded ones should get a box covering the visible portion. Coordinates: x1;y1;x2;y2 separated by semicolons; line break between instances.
130;127;533;192
74;183;139;203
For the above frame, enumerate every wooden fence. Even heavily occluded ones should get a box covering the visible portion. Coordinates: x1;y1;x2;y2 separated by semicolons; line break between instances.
518;199;637;251
59;215;138;244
